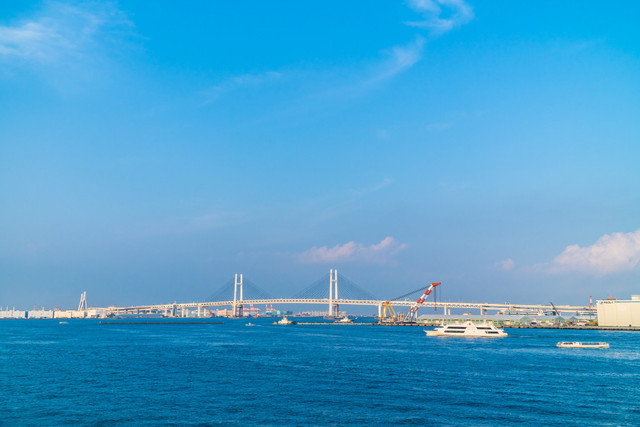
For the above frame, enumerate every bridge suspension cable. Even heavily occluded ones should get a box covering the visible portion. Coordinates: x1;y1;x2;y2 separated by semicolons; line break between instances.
206;278;236;302
293;272;377;300
336;273;377;300
391;285;432;301
206;277;272;302
293;273;330;299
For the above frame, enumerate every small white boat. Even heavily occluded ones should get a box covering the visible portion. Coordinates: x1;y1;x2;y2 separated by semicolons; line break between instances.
557;341;609;349
273;317;297;325
336;316;353;323
245;322;254;326
425;321;507;337
58;321;69;325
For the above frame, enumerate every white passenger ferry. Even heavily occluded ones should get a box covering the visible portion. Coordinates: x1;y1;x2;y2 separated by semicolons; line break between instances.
425;321;507;337
556;341;609;349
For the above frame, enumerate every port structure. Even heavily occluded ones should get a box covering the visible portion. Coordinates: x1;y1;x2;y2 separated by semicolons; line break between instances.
106;271;596;318
379;282;441;323
379;302;398;323
405;282;441;322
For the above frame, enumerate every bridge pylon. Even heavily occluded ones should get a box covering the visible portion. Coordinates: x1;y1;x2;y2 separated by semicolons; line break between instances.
329;269;338;317
232;274;243;317
77;291;87;311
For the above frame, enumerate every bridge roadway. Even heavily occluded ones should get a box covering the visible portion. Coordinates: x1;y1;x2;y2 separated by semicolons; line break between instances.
107;299;595;316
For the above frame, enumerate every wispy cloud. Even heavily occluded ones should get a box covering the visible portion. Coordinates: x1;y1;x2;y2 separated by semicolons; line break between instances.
126;211;247;238
0;2;133;64
298;237;407;265
370;0;472;81
200;1;473;107
354;178;394;196
201;71;283;104
537;229;640;276
426;121;454;131
495;258;515;271
406;0;474;35
370;37;425;82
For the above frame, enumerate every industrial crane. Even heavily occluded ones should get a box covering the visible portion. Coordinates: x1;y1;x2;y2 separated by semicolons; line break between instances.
379;282;442;323
405;282;441;322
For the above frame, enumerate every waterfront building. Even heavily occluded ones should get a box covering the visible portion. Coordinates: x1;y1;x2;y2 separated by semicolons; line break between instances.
49;308;105;319
27;309;54;319
0;308;26;319
597;296;640;327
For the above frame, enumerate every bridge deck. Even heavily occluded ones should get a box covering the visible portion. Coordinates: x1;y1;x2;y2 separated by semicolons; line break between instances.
108;298;593;315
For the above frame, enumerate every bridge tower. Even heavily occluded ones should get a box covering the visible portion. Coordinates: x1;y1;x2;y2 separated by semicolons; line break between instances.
77;291;87;311
328;269;338;317
232;274;243;317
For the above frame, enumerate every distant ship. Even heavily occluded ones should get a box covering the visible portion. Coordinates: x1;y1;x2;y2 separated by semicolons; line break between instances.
273;317;297;325
557;341;609;349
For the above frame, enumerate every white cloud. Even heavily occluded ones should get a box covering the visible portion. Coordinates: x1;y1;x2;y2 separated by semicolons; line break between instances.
406;0;474;35
298;236;407;265
348;1;474;85
354;178;394;196
0;21;60;59
495;258;515;271
200;1;474;107
371;37;425;82
201;71;283;104
539;229;640;276
370;0;474;82
0;2;132;64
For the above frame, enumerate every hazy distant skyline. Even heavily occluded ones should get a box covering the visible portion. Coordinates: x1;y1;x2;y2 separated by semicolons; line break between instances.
1;0;639;308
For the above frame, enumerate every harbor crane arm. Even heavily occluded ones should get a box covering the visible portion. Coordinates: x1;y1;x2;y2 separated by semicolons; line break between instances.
405;282;441;322
379;282;442;323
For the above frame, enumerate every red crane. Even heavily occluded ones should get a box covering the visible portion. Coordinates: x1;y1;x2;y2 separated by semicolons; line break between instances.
405;282;441;322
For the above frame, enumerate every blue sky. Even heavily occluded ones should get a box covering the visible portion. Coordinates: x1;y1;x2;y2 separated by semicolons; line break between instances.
1;0;639;309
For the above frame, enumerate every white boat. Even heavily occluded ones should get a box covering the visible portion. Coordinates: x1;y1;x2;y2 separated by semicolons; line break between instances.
425;321;507;337
273;317;296;325
245;322;254;326
336;316;353;323
557;341;609;349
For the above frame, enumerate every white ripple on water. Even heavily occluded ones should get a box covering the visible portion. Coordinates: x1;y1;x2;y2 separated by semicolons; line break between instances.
4;340;60;345
295;332;341;338
202;341;249;346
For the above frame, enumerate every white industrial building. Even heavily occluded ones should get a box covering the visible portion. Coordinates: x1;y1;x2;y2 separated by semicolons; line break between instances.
28;309;54;319
0;308;26;319
597;296;640;327
53;308;105;318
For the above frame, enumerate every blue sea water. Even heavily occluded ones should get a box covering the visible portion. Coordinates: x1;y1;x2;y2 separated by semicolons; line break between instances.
1;318;640;426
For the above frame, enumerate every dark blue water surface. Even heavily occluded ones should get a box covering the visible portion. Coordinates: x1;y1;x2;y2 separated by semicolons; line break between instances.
2;318;640;426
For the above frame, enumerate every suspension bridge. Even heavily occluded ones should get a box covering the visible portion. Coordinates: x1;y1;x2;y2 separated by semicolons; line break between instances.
105;270;595;318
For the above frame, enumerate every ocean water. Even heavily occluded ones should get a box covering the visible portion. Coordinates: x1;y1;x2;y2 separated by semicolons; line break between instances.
1;318;640;426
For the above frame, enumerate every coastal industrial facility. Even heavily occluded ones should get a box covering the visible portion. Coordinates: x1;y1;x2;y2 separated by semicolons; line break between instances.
596;296;640;327
4;283;640;329
0;292;105;319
